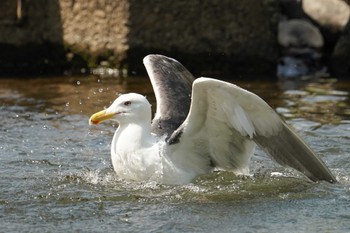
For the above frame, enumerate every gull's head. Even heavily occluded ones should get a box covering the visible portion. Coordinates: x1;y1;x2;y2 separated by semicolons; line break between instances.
89;93;152;125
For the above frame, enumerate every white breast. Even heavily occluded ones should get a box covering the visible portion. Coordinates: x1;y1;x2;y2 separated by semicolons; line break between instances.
110;130;200;184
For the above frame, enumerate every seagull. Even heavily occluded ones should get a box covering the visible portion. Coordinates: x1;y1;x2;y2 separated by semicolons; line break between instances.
89;54;336;185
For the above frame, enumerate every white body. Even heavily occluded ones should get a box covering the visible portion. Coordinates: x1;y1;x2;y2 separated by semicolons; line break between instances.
111;122;201;184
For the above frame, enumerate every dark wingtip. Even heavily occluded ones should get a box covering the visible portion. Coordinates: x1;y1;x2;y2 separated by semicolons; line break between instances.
309;173;337;184
144;54;188;73
143;54;176;65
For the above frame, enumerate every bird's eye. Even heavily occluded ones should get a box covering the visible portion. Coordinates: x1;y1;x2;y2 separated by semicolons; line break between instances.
123;101;131;106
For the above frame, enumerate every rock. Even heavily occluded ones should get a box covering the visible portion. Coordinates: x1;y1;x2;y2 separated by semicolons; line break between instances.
302;0;350;31
278;19;324;48
279;0;350;76
277;19;326;79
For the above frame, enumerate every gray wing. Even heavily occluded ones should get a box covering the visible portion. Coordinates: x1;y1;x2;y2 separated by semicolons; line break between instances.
254;124;336;183
143;54;195;137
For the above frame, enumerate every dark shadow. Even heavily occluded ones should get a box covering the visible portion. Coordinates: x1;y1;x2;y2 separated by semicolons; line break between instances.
126;1;278;80
329;19;350;77
0;0;83;76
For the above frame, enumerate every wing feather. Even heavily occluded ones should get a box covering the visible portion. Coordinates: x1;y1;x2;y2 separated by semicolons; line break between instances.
173;77;336;183
143;55;194;137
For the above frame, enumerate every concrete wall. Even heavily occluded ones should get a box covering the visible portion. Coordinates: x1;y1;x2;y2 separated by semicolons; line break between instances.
58;0;279;76
126;0;279;76
4;0;349;77
0;0;280;76
0;0;65;75
1;0;348;77
59;0;130;66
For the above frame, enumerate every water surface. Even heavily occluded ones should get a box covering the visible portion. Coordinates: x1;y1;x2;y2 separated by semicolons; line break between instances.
1;76;350;232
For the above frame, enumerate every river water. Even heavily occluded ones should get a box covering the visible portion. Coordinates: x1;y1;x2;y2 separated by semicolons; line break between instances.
0;75;350;232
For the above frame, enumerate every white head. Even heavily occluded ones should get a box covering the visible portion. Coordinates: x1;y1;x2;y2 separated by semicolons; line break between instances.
89;93;152;125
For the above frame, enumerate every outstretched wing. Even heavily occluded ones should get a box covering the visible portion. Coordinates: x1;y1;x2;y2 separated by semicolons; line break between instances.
169;77;336;183
143;55;195;137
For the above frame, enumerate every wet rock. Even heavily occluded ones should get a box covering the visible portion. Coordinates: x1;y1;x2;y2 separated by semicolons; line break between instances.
277;56;309;79
278;19;325;79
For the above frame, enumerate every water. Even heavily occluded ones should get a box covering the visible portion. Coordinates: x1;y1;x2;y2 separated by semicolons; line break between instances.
0;75;350;232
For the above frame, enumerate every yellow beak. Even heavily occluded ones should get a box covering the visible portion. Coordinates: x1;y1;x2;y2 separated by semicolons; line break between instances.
89;110;115;125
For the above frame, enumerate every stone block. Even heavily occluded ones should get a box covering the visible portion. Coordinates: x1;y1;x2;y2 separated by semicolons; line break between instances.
0;0;280;76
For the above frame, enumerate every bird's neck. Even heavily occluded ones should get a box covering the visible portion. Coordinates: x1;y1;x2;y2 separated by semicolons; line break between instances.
113;122;154;150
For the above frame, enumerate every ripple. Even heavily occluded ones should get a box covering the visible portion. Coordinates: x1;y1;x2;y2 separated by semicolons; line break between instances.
10;159;62;167
46;167;335;205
